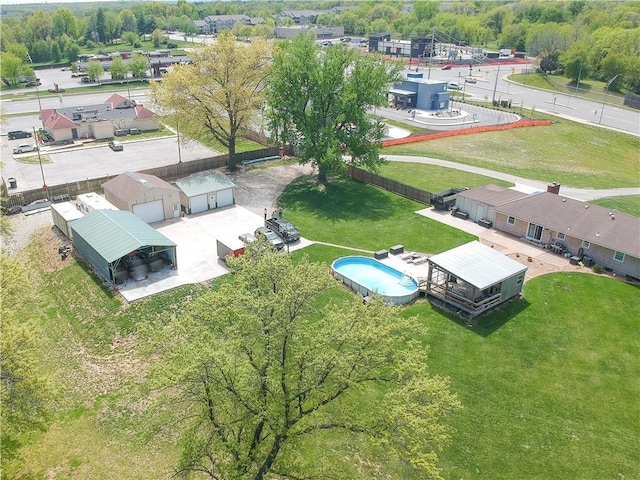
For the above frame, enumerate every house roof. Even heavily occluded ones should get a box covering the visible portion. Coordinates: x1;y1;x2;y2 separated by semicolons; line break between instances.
457;184;529;206
102;172;179;203
428;241;527;290
494;192;640;256
70;210;175;263
174;173;236;197
42;95;155;130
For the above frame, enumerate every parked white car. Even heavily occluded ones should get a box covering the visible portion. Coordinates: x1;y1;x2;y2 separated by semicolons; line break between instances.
13;143;38;154
465;76;477;83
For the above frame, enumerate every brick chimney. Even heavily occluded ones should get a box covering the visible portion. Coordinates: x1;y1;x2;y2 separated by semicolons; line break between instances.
547;182;561;194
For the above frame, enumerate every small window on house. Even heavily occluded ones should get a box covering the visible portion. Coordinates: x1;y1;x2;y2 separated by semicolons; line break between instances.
614;251;625;262
508;216;515;225
582;240;590;249
516;273;524;285
557;232;565;240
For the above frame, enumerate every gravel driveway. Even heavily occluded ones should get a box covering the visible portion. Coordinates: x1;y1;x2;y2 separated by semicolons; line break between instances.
3;162;315;256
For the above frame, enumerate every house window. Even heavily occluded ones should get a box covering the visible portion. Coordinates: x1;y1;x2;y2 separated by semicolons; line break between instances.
582;240;590;249
516;273;524;285
557;232;565;240
614;251;625;262
507;216;515;225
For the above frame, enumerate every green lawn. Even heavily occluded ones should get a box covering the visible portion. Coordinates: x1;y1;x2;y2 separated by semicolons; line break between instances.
5;175;639;479
382;121;639;189
378;162;513;192
591;195;640;218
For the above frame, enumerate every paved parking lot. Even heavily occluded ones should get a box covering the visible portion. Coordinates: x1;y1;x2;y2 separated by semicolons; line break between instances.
1;114;219;192
118;205;312;302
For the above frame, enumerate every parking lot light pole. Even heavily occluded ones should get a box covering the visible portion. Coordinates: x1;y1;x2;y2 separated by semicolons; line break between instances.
27;52;45;128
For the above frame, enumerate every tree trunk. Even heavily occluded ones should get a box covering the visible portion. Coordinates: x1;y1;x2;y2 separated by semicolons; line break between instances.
228;136;236;171
318;166;327;184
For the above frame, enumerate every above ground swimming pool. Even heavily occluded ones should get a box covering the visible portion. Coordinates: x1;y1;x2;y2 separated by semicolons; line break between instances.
331;256;419;305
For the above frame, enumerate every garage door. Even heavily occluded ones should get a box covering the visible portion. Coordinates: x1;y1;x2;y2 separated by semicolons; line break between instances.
190;194;208;214
133;200;164;223
216;189;234;208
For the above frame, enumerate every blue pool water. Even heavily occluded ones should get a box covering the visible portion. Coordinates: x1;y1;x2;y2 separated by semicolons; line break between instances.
331;256;419;304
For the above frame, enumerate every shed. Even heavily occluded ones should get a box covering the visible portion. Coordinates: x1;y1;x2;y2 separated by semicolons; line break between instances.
51;201;84;239
69;210;177;285
454;184;529;224
425;241;527;318
174;172;236;215
103;172;181;224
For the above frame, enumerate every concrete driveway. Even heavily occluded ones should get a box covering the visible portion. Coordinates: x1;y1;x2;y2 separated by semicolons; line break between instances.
118;204;312;302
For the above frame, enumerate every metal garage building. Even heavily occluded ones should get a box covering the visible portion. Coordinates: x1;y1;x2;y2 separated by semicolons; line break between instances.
69;209;177;285
174;172;236;215
103;172;182;224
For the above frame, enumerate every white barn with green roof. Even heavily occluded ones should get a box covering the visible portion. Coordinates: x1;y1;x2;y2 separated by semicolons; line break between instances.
174;172;236;215
69;210;177;285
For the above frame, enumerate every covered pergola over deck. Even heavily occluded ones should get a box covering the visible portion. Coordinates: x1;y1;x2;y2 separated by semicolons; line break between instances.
425;241;527;318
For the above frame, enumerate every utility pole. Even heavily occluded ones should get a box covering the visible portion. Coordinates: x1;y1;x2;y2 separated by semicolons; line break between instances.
491;65;500;105
32;126;48;194
599;74;621;124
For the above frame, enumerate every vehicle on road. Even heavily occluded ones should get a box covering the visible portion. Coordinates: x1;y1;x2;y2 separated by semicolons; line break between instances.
447;82;463;91
8;130;32;140
265;216;300;243
109;141;123;151
255;226;284;250
13;143;38;154
465;77;477;83
441;65;452;70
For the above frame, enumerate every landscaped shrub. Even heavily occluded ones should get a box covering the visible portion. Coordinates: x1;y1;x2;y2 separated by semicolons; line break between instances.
592;264;602;274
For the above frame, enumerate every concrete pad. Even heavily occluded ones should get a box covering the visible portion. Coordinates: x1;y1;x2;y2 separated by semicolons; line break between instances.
118;205;311;302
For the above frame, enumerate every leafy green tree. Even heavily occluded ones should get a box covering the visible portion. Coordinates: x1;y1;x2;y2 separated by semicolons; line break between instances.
0;53;27;87
104;10;123;44
30;39;50;62
128;53;149;78
559;41;590;85
527;23;569;73
151;28;164;48
86;59;104;82
146;245;461;480
109;56;127;80
50;42;62;63
599;54;626;92
52;7;78;38
0;253;52;462
123;31;139;46
65;41;80;62
414;0;439;22
95;7;107;43
121;9;138;33
267;34;400;184
151;32;271;170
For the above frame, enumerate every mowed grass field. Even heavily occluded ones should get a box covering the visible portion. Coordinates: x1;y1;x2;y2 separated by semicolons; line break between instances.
5;174;640;479
382;121;639;190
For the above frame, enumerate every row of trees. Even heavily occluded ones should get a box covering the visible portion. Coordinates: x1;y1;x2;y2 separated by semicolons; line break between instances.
1;1;638;91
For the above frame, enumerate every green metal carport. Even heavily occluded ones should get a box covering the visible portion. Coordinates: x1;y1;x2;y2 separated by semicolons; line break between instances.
69;209;177;284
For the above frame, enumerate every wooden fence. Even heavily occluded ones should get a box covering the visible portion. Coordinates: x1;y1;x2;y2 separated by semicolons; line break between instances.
346;166;434;205
2;147;279;209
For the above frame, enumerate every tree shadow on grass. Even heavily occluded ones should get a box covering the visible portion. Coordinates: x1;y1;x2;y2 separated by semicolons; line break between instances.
278;174;411;222
430;295;531;337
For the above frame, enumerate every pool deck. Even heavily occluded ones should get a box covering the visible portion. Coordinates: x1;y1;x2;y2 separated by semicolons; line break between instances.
378;251;431;284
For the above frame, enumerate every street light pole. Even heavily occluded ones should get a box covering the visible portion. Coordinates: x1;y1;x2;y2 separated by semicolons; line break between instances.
27;52;45;128
491;65;500;104
598;74;621;124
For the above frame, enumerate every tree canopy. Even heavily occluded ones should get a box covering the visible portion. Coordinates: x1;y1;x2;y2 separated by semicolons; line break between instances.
267;34;400;183
0;252;52;462
145;243;461;479
150;32;271;170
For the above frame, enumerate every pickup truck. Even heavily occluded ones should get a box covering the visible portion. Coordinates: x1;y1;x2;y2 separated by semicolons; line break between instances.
265;216;300;243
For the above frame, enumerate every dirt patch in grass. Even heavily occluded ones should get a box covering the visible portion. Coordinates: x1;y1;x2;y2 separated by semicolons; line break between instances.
19;224;75;273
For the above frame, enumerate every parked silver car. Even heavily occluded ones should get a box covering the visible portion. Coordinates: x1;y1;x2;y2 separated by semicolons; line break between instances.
255;227;285;250
13;143;38;154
